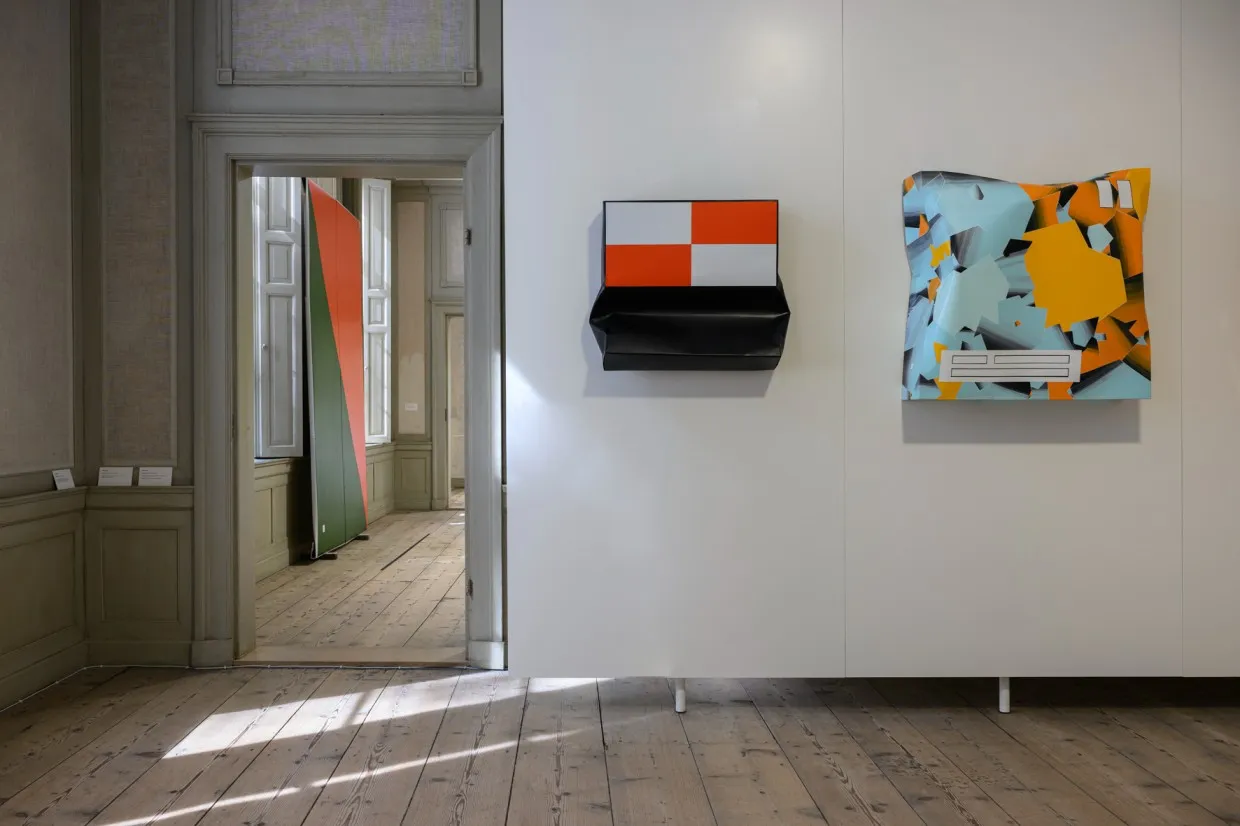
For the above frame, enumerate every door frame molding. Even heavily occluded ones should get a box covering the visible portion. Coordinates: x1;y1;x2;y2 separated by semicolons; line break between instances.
430;302;465;509
190;114;505;669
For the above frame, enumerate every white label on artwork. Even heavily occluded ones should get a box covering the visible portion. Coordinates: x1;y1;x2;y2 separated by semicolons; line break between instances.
1095;180;1114;209
1116;179;1134;210
939;350;1082;383
98;467;134;487
404;403;418;412
138;467;173;487
52;469;75;491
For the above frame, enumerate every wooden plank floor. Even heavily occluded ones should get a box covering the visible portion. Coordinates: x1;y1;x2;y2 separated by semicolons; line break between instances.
251;508;466;663
7;674;1240;824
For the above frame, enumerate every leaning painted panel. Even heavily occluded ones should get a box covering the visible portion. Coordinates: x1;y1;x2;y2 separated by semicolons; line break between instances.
902;169;1151;400
305;181;368;556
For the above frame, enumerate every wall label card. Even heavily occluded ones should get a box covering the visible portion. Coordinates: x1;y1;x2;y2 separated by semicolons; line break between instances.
138;467;173;487
52;469;75;491
97;467;134;487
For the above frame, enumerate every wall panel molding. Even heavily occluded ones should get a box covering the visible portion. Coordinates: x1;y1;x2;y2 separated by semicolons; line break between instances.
0;0;78;479
216;0;479;87
0;494;86;706
395;442;433;510
99;0;178;466
366;443;397;521
85;499;193;648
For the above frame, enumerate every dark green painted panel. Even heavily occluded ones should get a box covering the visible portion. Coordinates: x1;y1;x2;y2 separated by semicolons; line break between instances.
305;188;352;556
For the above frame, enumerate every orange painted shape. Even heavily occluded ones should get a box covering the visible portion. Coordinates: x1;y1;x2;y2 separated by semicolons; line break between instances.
933;342;948;363
1107;210;1144;279
308;181;368;516
935;379;962;400
1029;193;1061;232
1119;168;1151;220
1125;338;1152;377
1067;183;1117;226
1080;316;1135;374
918;215;929;237
1048;382;1073;400
904;177;915;193
605;244;692;286
927;276;940;301
1020;182;1058;201
1111;296;1149;340
690;201;778;245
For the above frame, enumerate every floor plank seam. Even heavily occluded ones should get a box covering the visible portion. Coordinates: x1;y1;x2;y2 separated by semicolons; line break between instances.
398;672;464;824
674;680;723;826
501;681;532;826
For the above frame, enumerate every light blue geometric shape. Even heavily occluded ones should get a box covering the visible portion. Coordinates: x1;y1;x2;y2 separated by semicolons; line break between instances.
905;296;932;351
932;257;1009;336
1087;223;1113;252
1070;321;1096;347
934;181;1034;262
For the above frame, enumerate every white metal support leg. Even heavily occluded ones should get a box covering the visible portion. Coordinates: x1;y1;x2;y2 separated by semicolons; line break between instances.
998;676;1011;714
673;678;687;713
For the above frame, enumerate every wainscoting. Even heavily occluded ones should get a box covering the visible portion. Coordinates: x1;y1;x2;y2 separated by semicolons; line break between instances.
395;440;433;510
253;459;308;582
0;490;87;709
366;442;397;521
84;487;193;666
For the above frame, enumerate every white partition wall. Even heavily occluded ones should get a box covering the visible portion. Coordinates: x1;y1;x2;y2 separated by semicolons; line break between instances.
841;1;1183;677
505;0;1234;677
1182;0;1240;677
505;0;846;677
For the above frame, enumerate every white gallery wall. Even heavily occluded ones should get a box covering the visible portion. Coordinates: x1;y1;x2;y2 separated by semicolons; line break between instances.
505;0;1240;677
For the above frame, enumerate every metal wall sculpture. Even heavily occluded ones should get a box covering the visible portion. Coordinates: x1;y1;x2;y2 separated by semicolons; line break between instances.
589;200;790;371
902;170;1151;400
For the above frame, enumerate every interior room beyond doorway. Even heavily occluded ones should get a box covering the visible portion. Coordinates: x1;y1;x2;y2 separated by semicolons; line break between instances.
242;166;469;666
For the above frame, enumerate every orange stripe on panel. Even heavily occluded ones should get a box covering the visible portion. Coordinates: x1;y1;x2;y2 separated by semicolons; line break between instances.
690;201;778;245
605;244;692;286
308;182;369;516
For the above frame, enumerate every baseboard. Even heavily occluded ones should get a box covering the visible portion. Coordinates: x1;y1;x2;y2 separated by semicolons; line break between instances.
254;543;290;581
192;638;234;668
0;641;88;709
451;477;465;489
468;640;506;670
89;640;191;666
237;645;467;667
399;498;432;511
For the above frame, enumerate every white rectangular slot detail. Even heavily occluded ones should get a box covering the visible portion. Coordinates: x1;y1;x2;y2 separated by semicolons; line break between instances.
1096;179;1114;208
940;350;1082;383
1116;179;1134;210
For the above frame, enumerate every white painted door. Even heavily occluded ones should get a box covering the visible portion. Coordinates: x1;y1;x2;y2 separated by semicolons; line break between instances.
253;176;303;459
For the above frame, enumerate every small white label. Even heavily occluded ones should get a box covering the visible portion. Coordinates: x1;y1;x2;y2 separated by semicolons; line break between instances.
404;403;418;412
138;467;173;487
1095;180;1114;209
1116;179;1134;210
939;350;1082;383
52;469;75;491
322;524;327;533
98;467;134;487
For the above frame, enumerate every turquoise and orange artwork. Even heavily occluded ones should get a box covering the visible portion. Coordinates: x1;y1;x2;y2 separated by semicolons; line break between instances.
901;169;1151;400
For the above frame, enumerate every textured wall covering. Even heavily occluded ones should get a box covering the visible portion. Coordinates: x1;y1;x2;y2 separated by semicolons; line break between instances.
232;0;472;73
100;0;176;464
0;1;75;475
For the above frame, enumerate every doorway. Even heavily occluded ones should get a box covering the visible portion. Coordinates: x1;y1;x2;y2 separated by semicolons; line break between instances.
190;116;504;671
243;170;472;666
